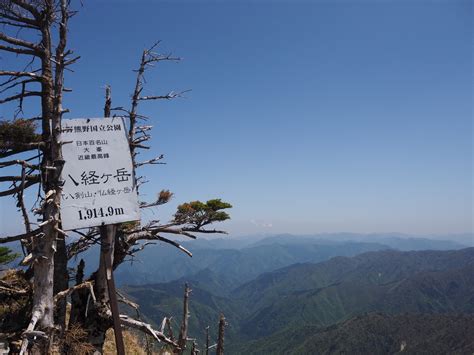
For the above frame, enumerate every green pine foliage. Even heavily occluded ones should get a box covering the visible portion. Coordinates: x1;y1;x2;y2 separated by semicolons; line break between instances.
0;246;19;265
0;119;40;148
173;199;232;227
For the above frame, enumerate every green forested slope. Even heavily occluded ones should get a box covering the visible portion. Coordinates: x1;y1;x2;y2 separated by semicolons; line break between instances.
124;248;474;353
236;313;474;354
235;248;474;338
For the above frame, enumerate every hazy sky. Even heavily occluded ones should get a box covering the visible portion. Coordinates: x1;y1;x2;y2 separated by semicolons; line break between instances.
1;0;472;236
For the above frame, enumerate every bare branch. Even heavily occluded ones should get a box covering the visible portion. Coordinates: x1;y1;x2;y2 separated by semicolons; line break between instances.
150;235;192;257
116;290;140;312
0;227;43;244
130;143;150;150
0;70;41;79
54;281;94;304
129;227;197;240
124;229;193;257
0;19;38;29
182;228;228;234
0;43;37;55
142;51;181;65
0;284;29;294
135;154;164;167
67;231;100;259
132;135;150;145
17;162;32;234
138;89;191;101
0;5;39;27
10;0;41;19
120;315;180;349
0;78;39;95
0;31;39;50
0;178;37;197
0;158;39;169
0;90;41;104
0;173;40;182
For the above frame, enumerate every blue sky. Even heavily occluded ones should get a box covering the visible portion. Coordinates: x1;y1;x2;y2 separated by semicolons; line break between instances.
1;0;472;236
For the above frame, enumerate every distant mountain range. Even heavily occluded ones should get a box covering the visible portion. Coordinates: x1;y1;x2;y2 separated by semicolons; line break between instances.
234;248;474;339
110;233;468;287
122;247;474;353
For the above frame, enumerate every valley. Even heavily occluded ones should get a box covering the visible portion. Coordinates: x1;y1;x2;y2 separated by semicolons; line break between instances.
115;235;473;353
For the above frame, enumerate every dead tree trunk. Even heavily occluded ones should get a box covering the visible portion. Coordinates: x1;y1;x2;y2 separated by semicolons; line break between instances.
31;3;56;332
51;0;69;332
191;340;198;355
177;283;191;354
52;0;72;330
205;326;210;355
53;235;69;332
216;314;226;355
18;2;68;352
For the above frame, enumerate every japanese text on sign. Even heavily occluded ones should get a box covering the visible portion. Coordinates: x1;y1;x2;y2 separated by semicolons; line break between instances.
60;117;140;230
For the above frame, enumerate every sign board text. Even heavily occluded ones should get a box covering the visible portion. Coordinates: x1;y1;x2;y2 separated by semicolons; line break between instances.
60;117;140;230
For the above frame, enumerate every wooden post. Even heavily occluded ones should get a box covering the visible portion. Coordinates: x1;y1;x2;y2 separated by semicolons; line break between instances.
100;87;125;354
99;224;125;355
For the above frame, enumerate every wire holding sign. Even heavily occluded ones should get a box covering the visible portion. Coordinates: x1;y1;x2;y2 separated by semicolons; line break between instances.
60;117;140;230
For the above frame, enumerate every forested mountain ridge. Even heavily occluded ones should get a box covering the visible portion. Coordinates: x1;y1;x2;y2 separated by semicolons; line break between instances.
236;248;474;339
111;234;467;287
236;313;474;354
113;240;392;287
124;247;474;353
233;248;474;313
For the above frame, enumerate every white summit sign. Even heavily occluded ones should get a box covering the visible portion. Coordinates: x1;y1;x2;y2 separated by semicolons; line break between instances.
60;117;140;230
